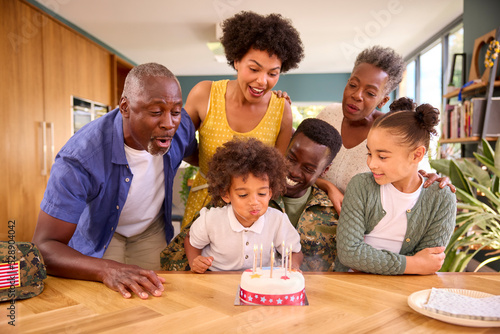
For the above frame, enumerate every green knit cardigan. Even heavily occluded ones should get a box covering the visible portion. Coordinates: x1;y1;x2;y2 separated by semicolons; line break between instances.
336;172;457;275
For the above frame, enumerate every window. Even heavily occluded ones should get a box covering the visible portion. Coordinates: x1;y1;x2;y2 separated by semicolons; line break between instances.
399;60;416;100
291;104;326;129
397;20;463;163
420;42;443;109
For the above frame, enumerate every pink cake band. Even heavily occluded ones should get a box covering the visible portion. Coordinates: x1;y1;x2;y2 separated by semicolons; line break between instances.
239;287;306;305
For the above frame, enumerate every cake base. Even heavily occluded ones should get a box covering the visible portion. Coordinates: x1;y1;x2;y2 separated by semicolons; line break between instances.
237;268;307;306
235;286;308;306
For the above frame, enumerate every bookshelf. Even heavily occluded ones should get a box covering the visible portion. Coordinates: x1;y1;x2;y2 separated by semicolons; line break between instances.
439;26;500;152
443;80;500;99
440;136;498;144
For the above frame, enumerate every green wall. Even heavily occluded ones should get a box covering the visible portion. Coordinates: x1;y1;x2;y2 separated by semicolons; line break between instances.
177;73;351;105
463;0;500;80
177;72;401;113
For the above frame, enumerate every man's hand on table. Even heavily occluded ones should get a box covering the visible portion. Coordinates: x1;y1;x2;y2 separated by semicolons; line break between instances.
100;261;166;299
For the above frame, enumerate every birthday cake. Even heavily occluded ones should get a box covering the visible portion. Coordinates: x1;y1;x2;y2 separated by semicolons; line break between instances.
239;267;305;305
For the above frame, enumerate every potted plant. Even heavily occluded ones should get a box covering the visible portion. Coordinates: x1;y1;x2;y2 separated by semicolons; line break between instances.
430;138;500;272
179;165;199;206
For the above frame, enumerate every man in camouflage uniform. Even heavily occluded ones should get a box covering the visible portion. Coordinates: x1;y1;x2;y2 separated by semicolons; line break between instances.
161;118;342;272
269;188;338;272
269;118;341;272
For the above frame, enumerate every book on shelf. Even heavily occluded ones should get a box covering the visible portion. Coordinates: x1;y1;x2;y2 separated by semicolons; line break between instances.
470;97;500;137
443;104;465;139
442;98;500;140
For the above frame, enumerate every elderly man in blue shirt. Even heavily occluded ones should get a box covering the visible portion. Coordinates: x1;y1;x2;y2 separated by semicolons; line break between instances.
32;63;197;299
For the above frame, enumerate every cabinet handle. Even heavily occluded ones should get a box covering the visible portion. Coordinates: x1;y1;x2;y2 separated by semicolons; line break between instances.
41;121;47;176
48;122;55;171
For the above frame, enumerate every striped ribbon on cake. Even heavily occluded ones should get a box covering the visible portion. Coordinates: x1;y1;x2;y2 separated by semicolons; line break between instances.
239;287;306;305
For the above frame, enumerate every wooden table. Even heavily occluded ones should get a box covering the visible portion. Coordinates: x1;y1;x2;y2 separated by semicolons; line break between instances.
1;272;499;333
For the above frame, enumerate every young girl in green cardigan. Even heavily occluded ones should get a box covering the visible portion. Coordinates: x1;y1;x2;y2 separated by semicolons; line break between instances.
336;98;456;275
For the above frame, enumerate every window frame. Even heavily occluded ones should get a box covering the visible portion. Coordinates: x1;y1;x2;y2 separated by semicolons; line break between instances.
398;16;463;108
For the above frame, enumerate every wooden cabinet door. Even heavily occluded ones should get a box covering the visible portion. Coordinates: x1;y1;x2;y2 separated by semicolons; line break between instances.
0;0;46;241
1;0;113;242
42;17;112;157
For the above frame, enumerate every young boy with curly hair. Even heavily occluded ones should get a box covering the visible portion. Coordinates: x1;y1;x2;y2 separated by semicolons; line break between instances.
184;137;303;273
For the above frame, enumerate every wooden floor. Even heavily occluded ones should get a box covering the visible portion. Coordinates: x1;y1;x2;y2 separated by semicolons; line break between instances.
1;272;499;333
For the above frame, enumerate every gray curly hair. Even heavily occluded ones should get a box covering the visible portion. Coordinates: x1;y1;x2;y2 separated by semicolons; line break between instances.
122;62;179;98
354;46;405;95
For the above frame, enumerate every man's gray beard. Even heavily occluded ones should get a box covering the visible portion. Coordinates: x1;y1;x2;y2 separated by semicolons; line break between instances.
148;141;170;156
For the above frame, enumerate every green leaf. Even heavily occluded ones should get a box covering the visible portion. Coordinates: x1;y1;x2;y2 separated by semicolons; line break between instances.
455;188;485;207
456;203;483;212
445;217;476;252
429;159;451;176
475;154;500;178
493;175;500;195
495;138;500;171
469;179;500;209
450;160;473;195
463;159;491;187
475;255;500;272
457;252;476;272
441;250;458;272
481;138;495;162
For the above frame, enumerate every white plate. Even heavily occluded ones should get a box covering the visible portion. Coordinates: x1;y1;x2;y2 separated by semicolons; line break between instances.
408;289;500;327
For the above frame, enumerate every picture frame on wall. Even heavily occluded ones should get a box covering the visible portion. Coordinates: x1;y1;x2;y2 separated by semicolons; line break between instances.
449;53;466;88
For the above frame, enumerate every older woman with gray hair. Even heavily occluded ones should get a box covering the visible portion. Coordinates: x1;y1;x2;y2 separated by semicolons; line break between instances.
316;46;453;212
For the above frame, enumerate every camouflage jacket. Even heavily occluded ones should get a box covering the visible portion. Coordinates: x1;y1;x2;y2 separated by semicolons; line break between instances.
160;212;201;271
270;185;338;272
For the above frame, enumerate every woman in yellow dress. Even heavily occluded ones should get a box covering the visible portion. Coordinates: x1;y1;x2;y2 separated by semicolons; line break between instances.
181;11;304;227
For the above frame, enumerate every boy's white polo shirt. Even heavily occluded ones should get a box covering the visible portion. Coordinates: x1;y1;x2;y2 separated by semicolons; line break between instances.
189;205;301;271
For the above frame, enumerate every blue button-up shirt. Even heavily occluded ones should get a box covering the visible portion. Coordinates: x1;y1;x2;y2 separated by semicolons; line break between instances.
40;108;196;258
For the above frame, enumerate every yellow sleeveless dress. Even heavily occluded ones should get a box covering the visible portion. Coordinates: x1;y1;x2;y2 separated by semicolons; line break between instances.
181;80;284;227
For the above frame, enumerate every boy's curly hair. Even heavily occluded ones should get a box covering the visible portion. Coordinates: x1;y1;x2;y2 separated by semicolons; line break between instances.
206;137;287;207
220;11;304;73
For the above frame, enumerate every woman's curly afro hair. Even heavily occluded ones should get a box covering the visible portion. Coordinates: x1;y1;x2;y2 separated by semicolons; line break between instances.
220;11;304;73
206;137;287;207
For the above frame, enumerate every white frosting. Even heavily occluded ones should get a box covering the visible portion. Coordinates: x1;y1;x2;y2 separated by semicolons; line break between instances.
240;267;305;296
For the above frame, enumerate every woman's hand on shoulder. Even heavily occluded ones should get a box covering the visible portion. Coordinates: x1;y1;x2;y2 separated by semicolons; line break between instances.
272;90;292;105
419;170;456;193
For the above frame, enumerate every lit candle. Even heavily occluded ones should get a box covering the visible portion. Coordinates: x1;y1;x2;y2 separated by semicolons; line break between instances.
284;247;288;277
270;250;274;278
282;241;285;268
259;244;263;270
289;245;293;271
253;244;257;273
270;241;274;261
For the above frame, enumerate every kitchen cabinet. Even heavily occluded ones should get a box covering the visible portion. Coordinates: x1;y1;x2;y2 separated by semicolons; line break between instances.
1;0;116;241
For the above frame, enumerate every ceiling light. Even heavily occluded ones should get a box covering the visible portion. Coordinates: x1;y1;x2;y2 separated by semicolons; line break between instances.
207;23;225;63
206;42;226;63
